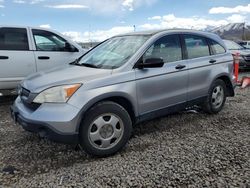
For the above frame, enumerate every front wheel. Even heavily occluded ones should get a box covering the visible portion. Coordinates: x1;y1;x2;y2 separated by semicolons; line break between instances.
203;79;227;114
79;101;132;157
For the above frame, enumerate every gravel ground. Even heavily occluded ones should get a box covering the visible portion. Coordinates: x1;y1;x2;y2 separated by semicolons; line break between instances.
0;73;250;187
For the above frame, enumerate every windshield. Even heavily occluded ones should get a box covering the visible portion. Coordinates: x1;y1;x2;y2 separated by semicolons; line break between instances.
224;40;244;50
77;35;149;69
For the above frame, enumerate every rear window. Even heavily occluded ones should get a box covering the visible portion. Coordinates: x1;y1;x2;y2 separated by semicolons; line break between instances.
209;39;226;55
0;28;29;51
184;35;210;59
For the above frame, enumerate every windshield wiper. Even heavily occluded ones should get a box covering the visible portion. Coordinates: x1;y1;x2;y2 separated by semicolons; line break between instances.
77;63;100;68
69;60;100;68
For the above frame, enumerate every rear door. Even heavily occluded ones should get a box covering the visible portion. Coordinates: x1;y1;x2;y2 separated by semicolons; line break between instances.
0;27;36;90
183;34;226;101
135;34;189;117
31;29;81;72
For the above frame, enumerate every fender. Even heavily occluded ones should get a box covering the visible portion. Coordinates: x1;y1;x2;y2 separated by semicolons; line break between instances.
75;92;137;132
210;73;235;97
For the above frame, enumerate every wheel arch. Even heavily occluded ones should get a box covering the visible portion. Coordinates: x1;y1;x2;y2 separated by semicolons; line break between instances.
213;74;235;97
76;93;137;132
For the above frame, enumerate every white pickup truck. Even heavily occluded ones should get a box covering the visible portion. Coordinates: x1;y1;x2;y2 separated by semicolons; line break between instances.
0;26;85;94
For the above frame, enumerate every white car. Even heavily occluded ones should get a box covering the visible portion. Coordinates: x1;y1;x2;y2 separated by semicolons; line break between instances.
238;41;250;49
0;26;85;94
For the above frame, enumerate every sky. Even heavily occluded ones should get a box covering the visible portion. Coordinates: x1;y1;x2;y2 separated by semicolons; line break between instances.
0;0;250;42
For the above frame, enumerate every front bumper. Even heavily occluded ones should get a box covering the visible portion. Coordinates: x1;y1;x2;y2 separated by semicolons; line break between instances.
239;59;250;69
10;97;81;144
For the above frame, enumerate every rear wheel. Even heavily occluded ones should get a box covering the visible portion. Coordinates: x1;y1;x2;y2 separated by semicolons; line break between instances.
79;101;132;157
203;79;227;114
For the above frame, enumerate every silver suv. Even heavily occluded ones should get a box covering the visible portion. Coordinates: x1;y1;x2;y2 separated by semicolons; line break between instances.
11;29;235;157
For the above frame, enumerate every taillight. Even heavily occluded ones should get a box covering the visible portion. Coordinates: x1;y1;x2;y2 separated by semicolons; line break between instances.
233;52;240;83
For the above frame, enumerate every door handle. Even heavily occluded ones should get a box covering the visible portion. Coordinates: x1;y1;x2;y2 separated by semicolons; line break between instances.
209;59;216;64
0;56;9;60
175;64;186;70
38;56;50;60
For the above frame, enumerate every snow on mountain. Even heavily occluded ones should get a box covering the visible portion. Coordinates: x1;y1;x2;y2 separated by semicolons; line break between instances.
210;23;250;40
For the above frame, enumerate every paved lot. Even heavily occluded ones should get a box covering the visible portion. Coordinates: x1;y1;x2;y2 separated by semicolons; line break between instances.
0;72;249;187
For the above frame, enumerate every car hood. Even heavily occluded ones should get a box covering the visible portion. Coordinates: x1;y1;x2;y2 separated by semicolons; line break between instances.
229;49;250;56
22;65;112;93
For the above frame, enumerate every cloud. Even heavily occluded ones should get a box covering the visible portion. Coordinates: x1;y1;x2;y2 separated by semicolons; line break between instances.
63;26;134;42
46;4;89;9
122;0;157;11
227;14;246;23
39;24;51;29
83;0;124;14
0;0;4;8
11;0;156;14
13;0;45;4
148;16;161;20
140;14;228;30
30;0;44;4
62;13;237;43
13;0;26;3
44;1;119;14
209;4;250;14
42;0;156;14
122;0;134;11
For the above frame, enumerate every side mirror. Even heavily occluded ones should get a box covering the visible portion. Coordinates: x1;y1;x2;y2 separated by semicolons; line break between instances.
138;58;164;69
65;42;79;52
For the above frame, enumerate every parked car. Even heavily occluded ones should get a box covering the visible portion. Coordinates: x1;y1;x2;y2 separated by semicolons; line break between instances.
223;40;250;70
238;41;250;49
0;26;86;94
11;29;235;157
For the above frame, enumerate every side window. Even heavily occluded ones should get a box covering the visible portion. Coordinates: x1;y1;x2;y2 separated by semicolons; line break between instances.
0;28;29;51
209;39;226;55
143;35;182;63
184;35;210;59
32;29;68;52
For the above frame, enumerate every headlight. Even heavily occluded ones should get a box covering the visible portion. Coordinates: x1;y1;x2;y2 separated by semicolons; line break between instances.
33;84;81;103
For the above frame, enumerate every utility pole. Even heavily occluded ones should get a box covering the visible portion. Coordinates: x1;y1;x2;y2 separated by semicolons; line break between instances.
242;22;245;41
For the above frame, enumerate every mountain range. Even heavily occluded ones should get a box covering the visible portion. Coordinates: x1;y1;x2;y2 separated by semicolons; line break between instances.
209;23;250;41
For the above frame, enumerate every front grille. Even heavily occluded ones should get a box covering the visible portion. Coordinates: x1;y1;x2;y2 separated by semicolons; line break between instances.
244;55;250;62
20;87;30;98
20;87;41;111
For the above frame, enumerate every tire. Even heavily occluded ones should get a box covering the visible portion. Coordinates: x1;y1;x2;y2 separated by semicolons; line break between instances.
202;79;227;114
79;101;132;157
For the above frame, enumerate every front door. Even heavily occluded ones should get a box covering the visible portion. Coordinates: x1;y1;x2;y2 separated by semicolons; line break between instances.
135;34;188;117
31;29;80;72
